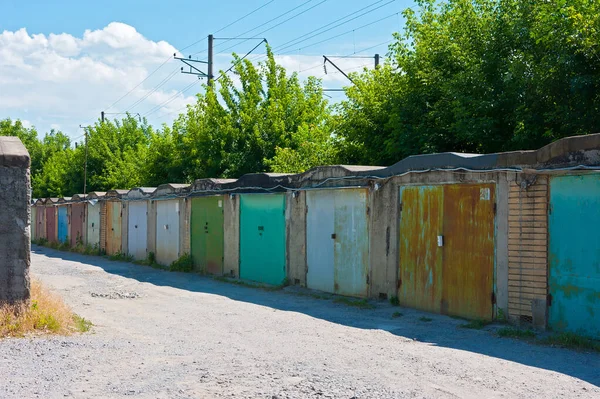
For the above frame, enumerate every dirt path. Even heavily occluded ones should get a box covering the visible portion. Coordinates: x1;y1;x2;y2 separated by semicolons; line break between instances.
1;246;599;398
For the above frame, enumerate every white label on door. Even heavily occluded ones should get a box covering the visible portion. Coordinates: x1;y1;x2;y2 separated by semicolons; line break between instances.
480;188;490;201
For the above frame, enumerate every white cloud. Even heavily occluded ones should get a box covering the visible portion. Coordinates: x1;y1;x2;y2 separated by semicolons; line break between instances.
0;23;197;140
0;23;373;141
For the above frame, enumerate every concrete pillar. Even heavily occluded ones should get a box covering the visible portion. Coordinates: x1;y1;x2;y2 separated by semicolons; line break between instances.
286;191;307;286
223;194;240;277
0;137;31;303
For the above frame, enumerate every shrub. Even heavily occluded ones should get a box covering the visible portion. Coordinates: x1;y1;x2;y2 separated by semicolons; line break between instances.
170;254;193;273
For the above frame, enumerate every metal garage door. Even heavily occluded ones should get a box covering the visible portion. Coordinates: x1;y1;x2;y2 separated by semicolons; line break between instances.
70;203;85;247
106;201;122;255
57;206;68;243
239;194;286;286
191;196;224;275
306;188;370;297
128;201;148;260
549;175;600;337
87;202;101;248
156;199;180;266
399;184;495;320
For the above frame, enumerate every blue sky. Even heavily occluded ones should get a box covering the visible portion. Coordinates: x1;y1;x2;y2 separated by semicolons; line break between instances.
1;0;414;139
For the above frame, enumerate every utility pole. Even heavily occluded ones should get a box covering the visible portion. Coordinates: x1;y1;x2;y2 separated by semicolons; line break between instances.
176;35;266;84
375;54;380;68
207;34;214;86
101;111;105;122
79;125;88;194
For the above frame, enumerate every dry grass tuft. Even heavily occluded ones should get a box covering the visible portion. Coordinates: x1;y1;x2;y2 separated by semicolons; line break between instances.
1;279;91;338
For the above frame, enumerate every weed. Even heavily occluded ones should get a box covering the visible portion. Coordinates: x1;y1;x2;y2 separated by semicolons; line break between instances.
147;252;156;264
539;332;600;352
392;311;403;318
419;317;433;322
497;327;536;339
108;251;134;262
72;315;92;333
459;319;491;330
332;297;375;309
497;308;507;322
169;254;193;273
389;296;400;306
1;279;92;338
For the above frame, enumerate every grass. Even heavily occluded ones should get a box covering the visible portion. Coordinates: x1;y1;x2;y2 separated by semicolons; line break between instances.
459;319;492;330
419;317;433;322
108;251;134;262
389;296;400;306
1;279;92;338
539;332;600;352
392;311;403;318
332;297;375;309
497;327;536;339
72;314;92;332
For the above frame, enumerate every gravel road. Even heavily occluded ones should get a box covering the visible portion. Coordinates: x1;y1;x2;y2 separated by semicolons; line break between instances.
1;246;599;398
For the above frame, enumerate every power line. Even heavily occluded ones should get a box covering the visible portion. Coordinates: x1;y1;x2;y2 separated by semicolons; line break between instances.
103;2;278;113
275;0;396;55
124;68;180;113
203;0;315;55
142;80;200;118
215;0;327;56
248;0;392;63
216;39;268;81
104;57;172;112
278;12;399;56
298;39;393;74
188;0;277;56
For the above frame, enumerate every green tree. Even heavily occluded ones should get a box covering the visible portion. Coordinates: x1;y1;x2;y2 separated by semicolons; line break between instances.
337;0;600;165
176;46;336;179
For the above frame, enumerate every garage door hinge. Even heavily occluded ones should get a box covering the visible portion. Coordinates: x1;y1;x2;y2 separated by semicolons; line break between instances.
493;203;497;215
399;203;403;212
547;293;553;307
491;292;496;305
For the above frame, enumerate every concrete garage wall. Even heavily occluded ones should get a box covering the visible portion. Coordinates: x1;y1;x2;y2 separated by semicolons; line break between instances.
369;170;510;319
0;137;31;303
286;191;307;286
223;194;240;277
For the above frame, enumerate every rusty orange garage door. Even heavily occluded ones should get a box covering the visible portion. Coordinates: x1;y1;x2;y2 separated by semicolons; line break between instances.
399;184;495;320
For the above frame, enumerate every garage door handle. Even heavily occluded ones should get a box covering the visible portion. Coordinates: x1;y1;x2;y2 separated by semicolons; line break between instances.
258;226;264;231
135;225;138;228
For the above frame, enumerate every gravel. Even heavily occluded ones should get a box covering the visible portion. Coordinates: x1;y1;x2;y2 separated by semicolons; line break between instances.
1;246;599;398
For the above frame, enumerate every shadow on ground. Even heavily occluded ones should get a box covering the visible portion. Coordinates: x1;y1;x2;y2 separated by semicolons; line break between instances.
33;245;600;387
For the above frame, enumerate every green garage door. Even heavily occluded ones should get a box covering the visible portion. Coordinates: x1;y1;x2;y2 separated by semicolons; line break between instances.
191;196;224;275
240;194;286;286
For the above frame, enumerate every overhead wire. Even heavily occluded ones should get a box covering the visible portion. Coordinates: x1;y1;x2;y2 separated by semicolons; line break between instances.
274;0;396;55
142;79;200;118
248;0;393;63
203;0;316;55
103;1;278;115
278;12;400;56
215;0;327;56
124;67;180;113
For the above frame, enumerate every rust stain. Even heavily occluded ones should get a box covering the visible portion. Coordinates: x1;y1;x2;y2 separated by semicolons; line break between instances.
398;186;443;313
442;184;495;320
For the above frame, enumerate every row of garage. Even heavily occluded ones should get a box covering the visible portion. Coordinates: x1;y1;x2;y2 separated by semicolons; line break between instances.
30;134;600;338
